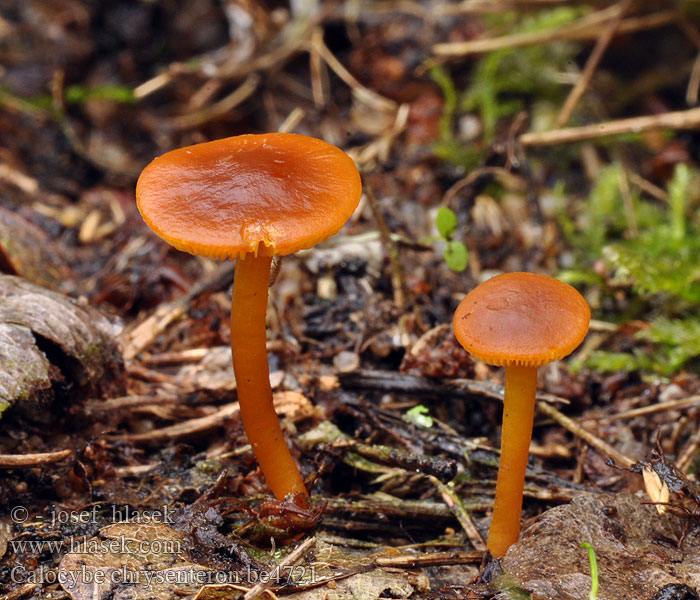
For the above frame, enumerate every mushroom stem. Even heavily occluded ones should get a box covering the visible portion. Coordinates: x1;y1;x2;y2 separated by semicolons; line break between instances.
231;254;308;503
487;365;538;558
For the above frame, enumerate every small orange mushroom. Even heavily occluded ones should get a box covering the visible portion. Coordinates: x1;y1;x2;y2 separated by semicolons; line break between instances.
453;272;590;558
136;133;362;505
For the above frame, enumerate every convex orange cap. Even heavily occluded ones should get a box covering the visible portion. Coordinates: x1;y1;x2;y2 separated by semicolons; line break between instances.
136;133;362;260
453;272;590;367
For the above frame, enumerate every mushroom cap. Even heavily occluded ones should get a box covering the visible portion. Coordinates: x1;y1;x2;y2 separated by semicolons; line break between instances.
136;133;362;259
453;272;590;367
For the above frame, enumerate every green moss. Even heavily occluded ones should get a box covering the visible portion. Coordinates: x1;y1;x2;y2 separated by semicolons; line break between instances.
561;163;700;375
429;7;585;169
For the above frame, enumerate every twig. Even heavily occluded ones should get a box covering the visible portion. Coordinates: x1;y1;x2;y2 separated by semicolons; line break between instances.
589;319;619;332
324;494;478;521
84;394;180;415
687;50;700;105
0;449;72;468
430;477;486;552
133;12;317;99
309;28;327;108
555;0;630;128
374;549;482;567
677;431;700;473
678;19;700;105
341;0;569;20
304;36;397;112
364;184;411;309
0;163;39;194
586;395;700;423
433;8;676;57
536;401;635;468
627;172;667;201
244;536;316;600
118;402;240;442
133;72;172;100
334;440;457;483
170;74;260;130
520;106;700;147
120;261;236;359
121;304;186;360
442;167;523;207
277;107;305;133
339;369;570;406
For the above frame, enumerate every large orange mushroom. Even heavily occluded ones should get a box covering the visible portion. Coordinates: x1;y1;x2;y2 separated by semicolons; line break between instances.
453;272;590;557
136;133;362;505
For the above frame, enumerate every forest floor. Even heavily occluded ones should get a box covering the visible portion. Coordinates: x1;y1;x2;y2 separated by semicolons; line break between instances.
1;1;700;599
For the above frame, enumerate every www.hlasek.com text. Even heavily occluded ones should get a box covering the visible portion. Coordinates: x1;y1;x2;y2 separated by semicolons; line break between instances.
10;535;183;556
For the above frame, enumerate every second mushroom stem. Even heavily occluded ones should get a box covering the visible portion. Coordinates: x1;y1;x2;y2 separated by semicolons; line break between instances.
488;365;538;558
231;254;309;504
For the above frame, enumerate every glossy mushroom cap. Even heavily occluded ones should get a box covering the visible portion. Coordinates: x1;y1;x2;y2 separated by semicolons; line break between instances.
136;133;362;259
453;272;590;367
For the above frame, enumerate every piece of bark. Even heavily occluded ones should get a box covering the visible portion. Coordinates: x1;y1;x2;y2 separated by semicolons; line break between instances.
0;274;123;419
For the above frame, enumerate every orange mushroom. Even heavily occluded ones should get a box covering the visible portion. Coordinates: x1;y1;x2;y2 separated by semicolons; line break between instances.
452;272;590;558
136;133;362;505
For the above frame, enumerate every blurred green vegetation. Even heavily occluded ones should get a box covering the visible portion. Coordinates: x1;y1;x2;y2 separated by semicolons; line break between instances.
429;4;700;378
561;163;700;376
0;83;135;119
431;6;585;169
421;206;470;272
436;206;470;272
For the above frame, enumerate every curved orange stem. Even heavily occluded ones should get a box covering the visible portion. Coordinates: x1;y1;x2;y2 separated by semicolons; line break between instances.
487;365;538;558
231;254;308;503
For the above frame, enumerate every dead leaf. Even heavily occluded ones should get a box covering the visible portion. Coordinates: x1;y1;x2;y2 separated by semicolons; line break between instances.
0;274;123;418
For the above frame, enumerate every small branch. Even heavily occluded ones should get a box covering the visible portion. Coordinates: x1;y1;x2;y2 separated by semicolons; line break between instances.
118;402;240;442
170;74;260;130
244;537;316;600
520;107;700;147
374;548;482;568
431;477;486;552
334;440;457;483
0;449;72;468
555;0;630;128
84;394;180;415
442;166;523;207
364;185;411;309
627;172;667;202
433;9;676;57
687;50;700;105
537;401;635;468
0;163;39;194
677;431;700;474
304;37;397;112
586;395;700;423
339;369;570;406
